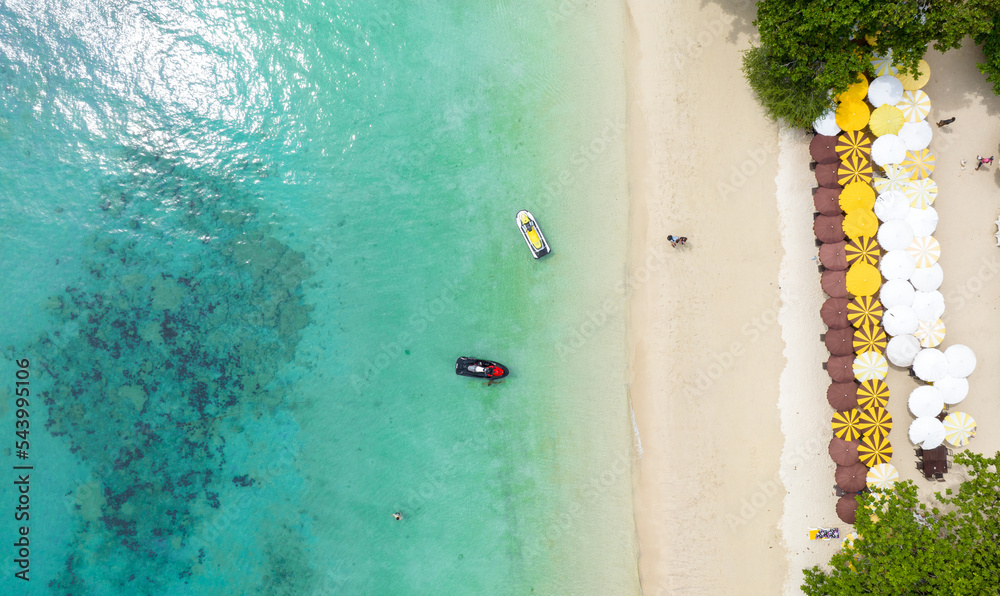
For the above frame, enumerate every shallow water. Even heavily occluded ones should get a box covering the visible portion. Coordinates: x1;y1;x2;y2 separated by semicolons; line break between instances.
0;1;637;593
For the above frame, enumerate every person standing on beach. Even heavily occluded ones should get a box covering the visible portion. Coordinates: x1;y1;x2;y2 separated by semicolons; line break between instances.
936;117;956;127
976;155;995;170
668;235;687;248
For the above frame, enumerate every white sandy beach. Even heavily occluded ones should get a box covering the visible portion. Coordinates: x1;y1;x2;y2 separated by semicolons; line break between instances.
626;3;1000;595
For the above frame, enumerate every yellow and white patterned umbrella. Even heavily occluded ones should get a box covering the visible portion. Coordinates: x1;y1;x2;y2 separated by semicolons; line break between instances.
896;89;931;123
915;318;946;348
854;350;888;381
901;149;935;179
874;164;912;194
866;462;899;490
871;53;898;77
904;177;937;208
943;411;976;446
907;236;941;268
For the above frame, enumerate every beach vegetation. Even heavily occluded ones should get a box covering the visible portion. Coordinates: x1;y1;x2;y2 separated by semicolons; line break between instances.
977;14;1000;95
801;450;1000;595
744;0;1000;128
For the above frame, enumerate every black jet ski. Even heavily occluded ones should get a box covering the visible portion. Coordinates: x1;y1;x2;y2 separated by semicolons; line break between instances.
455;357;509;380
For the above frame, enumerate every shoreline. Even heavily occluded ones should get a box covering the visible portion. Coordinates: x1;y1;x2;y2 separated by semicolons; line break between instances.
625;1;788;593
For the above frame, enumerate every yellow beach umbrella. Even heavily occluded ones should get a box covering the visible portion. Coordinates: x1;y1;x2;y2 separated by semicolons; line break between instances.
870;104;905;137
843;209;878;239
837;73;870;103
854;350;888;381
874;164;911;194
858;407;893;439
845;236;880;266
857;378;890;409
838;155;874;186
870;53;898;77
897;59;931;90
896;89;931;123
832;409;863;441
901;148;935;179
840;182;876;212
915;318;946;348
836;100;871;132
866;462;899;490
846;262;881;296
943;411;976;446
858;433;893;466
907;236;941;268
904;177;937;208
836;131;873;161
854;323;887;354
848;295;883;328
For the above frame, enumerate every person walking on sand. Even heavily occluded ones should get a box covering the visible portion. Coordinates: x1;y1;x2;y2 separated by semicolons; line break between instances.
936;117;956;128
976;155;995;170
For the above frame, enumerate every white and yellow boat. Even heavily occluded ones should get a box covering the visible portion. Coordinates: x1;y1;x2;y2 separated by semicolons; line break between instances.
515;210;550;259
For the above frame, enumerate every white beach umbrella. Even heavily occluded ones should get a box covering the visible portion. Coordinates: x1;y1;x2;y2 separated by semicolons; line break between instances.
935;375;969;405
883;305;918;336
886;334;921;366
945;344;976;378
904;178;937;209
943;411;977;447
908;385;945;418
896;89;931;123
814;108;842;136
914;317;946;348
907;236;941;268
897;120;932;151
912;291;945;321
853;351;889;381
877;220;914;251
871;134;907;166
913;348;948;382
879;279;915;308
910;263;943;292
871;53;899;77
874;190;910;222
880;250;916;280
906;206;939;237
867;463;900;490
909;416;946;449
868;75;905;107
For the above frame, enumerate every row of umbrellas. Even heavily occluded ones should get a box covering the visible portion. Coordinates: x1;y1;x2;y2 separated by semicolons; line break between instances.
908;411;978;449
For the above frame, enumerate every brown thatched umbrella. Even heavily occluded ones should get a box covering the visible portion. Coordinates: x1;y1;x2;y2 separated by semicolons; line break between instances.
814;215;846;244
821;270;848;298
825;327;855;356
815;163;842;188
827;354;856;383
810;135;841;164
820;241;849;271
814;186;844;215
821;298;851;329
827;382;859;411
829;437;861;465
836;462;869;493
836;493;860;524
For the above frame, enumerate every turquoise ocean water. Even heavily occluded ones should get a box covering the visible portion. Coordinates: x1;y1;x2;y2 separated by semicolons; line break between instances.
1;1;638;594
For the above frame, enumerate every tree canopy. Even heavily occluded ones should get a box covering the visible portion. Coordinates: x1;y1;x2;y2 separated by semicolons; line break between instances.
744;0;1000;127
802;450;1000;596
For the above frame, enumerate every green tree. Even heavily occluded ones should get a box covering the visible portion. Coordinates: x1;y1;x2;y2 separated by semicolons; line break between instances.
744;0;1000;127
976;14;1000;95
802;451;1000;596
